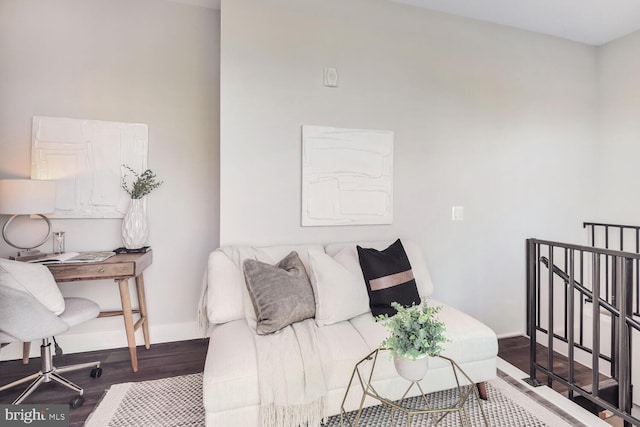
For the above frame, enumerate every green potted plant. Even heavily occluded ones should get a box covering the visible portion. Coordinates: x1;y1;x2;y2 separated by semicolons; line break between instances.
376;301;447;382
121;165;163;199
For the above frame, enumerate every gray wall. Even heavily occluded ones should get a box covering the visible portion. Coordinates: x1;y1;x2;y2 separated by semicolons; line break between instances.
4;0;632;355
219;0;600;337
0;0;220;359
596;30;640;223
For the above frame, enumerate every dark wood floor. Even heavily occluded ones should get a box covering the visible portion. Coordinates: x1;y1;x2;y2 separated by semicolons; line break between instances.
0;335;591;426
498;335;607;395
0;339;208;426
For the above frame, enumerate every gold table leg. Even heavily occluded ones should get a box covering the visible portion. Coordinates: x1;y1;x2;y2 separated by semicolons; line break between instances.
340;350;489;427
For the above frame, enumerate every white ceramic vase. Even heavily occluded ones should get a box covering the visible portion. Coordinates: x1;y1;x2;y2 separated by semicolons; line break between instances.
394;354;429;382
121;198;149;249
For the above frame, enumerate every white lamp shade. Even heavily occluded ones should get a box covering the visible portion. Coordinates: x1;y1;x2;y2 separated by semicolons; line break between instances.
0;179;57;215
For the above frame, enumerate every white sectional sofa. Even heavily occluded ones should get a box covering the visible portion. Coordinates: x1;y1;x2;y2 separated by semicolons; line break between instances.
202;240;498;426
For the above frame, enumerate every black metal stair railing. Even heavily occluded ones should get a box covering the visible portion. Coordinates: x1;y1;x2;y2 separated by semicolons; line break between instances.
526;238;640;427
537;256;614;364
584;222;640;317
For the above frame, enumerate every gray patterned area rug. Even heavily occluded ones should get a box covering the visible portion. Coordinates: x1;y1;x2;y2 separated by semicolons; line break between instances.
85;371;585;427
85;374;205;427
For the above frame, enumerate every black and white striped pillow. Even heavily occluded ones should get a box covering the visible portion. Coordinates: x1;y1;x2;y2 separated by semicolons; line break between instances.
357;239;421;317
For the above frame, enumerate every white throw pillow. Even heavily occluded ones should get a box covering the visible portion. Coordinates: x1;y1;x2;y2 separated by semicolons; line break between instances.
308;248;370;326
206;251;246;325
0;259;65;315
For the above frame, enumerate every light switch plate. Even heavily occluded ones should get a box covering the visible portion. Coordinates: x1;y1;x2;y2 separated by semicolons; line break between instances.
323;67;338;87
452;206;464;221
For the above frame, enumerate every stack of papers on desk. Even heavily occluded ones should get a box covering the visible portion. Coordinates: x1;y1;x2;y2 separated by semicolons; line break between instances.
29;251;116;264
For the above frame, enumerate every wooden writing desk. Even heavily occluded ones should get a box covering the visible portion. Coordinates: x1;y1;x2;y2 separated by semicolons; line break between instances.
44;251;152;372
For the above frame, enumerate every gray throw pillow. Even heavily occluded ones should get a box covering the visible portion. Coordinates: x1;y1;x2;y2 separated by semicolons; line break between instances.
242;251;316;335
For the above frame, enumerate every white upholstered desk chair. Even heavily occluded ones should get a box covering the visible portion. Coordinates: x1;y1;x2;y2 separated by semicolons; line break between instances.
0;259;102;408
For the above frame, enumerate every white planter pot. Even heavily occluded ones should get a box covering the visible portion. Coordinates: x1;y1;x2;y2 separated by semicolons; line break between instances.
121;198;149;249
394;354;429;382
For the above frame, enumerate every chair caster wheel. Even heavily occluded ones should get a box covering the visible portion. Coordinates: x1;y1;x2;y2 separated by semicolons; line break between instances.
70;395;84;408
90;367;103;378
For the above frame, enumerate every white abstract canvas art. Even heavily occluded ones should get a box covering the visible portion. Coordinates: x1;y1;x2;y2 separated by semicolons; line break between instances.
302;125;393;226
31;116;148;218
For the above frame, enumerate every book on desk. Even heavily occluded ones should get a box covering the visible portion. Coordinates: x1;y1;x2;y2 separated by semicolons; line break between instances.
27;251;116;265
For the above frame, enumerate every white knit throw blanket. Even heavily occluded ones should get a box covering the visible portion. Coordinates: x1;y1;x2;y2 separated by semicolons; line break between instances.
218;246;328;427
257;319;327;427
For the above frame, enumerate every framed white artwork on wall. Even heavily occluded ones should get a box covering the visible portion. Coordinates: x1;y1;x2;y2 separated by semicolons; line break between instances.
301;125;394;226
31;116;148;219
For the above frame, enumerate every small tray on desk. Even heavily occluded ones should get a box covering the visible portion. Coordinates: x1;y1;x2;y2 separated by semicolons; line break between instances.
114;246;151;254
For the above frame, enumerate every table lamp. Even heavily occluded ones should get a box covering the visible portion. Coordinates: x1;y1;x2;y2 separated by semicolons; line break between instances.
0;179;57;260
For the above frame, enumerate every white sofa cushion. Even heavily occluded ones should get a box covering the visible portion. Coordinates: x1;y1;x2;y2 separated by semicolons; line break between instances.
316;320;371;391
349;299;498;365
206;251;245;324
203;320;260;413
347;299;498;390
430;299;499;364
307;247;369;326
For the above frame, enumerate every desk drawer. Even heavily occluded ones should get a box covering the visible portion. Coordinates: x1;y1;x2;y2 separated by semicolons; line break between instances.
50;262;134;282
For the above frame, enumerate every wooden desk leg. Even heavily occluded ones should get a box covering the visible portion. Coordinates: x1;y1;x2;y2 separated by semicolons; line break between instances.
117;278;138;372
22;342;30;365
135;274;150;350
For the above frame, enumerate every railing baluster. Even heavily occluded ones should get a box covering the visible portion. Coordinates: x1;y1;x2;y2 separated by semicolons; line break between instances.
568;249;575;400
564;248;569;340
636;230;639;316
526;239;537;383
619;257;633;427
548;245;554;387
606;226;610;305
611;257;618;378
592;252;600;401
579;250;584;346
536;244;541;328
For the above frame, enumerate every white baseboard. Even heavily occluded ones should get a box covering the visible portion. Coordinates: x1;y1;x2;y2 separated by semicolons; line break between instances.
0;321;205;362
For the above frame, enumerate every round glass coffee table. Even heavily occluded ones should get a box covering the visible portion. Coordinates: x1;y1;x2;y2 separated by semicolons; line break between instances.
340;348;489;426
